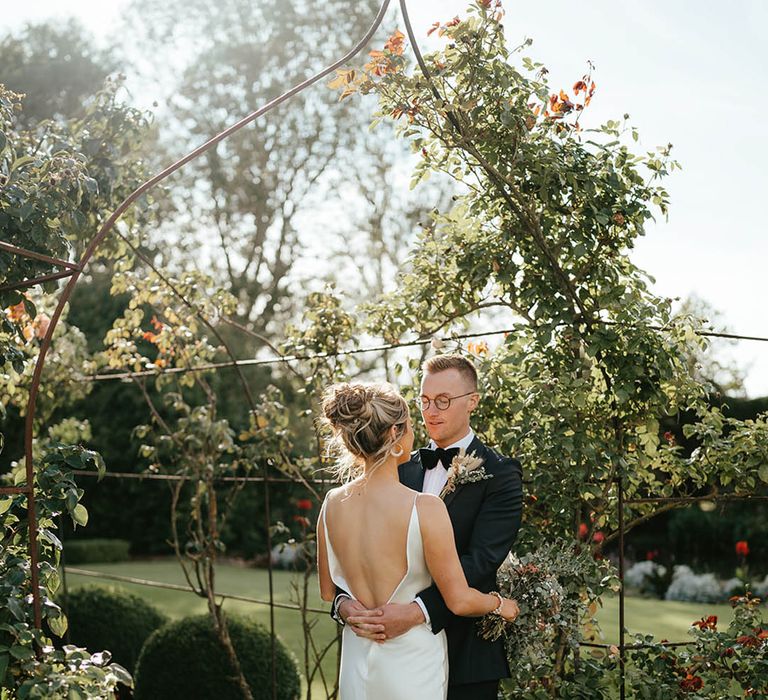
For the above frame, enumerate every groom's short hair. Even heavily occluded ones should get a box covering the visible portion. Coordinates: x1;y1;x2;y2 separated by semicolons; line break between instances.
422;354;478;390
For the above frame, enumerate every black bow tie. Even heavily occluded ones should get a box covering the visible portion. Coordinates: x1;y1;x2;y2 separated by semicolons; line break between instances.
419;447;461;471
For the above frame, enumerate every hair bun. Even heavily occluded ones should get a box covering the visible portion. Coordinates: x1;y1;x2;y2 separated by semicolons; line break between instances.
320;382;409;482
322;383;373;429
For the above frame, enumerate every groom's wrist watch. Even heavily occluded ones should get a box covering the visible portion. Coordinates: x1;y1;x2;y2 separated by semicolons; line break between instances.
332;593;352;624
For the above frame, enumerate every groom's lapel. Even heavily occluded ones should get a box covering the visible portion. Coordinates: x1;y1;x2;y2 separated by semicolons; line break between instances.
442;436;487;509
398;451;426;492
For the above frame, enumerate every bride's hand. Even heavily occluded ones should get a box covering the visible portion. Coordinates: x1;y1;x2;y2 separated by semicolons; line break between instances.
500;598;519;622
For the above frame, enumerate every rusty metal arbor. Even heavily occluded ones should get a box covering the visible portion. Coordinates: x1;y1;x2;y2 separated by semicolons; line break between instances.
0;3;392;697
2;1;767;698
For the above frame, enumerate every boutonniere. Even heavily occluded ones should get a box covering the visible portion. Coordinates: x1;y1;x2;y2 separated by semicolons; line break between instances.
439;449;492;499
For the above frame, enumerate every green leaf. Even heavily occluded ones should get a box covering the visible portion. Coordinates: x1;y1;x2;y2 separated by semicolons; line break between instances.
111;663;133;685
10;155;34;172
0;497;13;515
19;200;35;222
9;644;34;661
7;597;25;621
72;504;88;527
758;463;768;484
48;613;68;638
39;528;62;550
21;296;37;320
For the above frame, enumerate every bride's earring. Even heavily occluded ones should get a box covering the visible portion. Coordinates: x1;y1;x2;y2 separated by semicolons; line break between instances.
390;443;404;457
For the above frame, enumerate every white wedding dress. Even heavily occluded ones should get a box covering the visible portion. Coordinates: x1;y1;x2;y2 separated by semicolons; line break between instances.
323;495;449;699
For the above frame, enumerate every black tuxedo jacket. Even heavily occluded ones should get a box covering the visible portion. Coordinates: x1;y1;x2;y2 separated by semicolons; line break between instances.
399;436;523;685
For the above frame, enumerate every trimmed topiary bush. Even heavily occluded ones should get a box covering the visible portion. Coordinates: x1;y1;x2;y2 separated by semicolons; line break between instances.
133;613;300;700
60;586;167;673
64;538;131;564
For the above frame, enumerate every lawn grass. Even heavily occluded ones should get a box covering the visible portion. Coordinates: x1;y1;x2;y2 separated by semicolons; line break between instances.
63;559;742;695
596;594;736;645
64;559;338;696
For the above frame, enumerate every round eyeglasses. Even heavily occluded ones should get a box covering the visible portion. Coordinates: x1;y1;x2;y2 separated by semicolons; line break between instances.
419;392;477;411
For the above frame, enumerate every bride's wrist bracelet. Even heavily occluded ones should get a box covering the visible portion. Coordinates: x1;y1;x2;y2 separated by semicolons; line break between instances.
489;591;504;616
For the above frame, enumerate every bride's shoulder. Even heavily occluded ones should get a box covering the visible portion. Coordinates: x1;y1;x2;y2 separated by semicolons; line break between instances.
415;492;448;517
322;485;345;508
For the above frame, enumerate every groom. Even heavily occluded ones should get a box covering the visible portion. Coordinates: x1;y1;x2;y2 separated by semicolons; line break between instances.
334;354;523;700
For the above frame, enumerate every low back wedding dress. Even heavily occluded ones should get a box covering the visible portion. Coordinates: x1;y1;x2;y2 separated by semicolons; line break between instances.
323;493;449;699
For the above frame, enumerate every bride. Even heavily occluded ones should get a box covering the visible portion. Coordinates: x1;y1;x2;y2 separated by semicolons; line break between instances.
317;382;518;699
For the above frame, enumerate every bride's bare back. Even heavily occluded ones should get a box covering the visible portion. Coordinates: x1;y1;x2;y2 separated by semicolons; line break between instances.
322;480;419;609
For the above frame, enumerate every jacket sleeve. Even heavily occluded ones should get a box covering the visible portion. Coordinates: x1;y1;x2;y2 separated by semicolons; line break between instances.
330;585;351;625
417;458;523;634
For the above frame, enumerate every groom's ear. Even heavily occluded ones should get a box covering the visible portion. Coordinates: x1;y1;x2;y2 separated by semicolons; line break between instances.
467;392;480;412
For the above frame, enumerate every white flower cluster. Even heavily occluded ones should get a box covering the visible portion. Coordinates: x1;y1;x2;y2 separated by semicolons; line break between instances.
624;560;667;594
664;565;722;603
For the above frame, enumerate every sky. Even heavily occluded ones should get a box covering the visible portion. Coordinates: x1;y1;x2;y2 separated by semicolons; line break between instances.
4;0;767;396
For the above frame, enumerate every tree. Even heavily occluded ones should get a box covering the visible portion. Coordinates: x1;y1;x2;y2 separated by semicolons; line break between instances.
673;294;747;397
120;0;455;345
0;20;118;127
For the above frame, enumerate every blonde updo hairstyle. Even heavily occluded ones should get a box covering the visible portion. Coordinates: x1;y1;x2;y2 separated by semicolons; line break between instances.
321;382;409;483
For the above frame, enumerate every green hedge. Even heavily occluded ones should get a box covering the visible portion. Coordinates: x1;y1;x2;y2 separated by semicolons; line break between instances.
133;614;300;700
60;586;167;673
63;538;131;564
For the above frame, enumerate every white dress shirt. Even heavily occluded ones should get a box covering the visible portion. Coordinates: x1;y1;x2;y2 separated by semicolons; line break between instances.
421;429;476;496
416;429;475;626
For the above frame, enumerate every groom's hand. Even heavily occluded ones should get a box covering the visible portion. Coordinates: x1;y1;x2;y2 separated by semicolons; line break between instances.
339;599;386;642
372;602;425;640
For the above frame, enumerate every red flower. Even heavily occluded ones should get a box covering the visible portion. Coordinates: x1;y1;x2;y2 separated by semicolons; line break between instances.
296;499;312;511
680;674;703;692
736;540;750;557
592;531;605;544
736;634;761;647
292;515;310;528
663;430;676;444
646;549;659;561
692;615;717;631
578;523;589;539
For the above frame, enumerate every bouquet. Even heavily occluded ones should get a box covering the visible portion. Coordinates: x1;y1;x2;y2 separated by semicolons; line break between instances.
479;549;565;650
478;541;619;678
